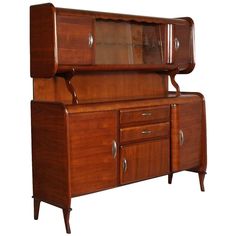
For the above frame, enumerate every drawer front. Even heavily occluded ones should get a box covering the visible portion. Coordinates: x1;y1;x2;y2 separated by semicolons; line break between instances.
120;139;170;184
120;106;170;125
120;122;169;143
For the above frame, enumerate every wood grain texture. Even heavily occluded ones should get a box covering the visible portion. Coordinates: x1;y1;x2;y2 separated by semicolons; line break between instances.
69;111;118;197
30;3;57;77
120;122;170;144
120;139;170;184
31;101;70;209
57;13;94;65
30;3;194;77
171;101;202;172
33;73;168;102
65;93;202;113
56;7;188;25
174;20;195;73
120;105;170;126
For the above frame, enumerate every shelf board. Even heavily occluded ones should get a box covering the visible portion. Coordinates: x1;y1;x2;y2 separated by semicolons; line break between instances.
57;64;178;74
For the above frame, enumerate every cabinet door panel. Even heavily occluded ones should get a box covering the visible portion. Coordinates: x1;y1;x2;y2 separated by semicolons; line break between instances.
171;102;202;172
69;111;118;196
57;14;94;65
174;24;194;70
120;139;169;184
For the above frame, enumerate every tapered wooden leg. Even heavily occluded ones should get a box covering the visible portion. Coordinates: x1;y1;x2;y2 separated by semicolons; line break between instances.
63;208;72;234
34;199;41;220
198;172;206;192
168;173;173;184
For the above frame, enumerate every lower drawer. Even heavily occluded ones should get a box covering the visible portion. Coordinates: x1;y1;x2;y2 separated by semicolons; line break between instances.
120;122;169;144
120;139;170;184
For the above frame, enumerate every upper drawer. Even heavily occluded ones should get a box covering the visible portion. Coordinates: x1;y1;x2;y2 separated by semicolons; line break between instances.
120;106;170;126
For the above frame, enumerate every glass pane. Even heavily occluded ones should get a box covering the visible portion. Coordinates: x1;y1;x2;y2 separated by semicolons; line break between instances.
95;20;166;65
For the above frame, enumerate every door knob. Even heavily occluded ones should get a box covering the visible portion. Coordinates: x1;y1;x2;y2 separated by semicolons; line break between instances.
179;129;184;146
112;140;117;159
123;159;127;173
88;33;94;48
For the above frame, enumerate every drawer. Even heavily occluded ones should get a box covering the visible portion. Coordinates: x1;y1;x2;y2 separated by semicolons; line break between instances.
120;106;170;126
120;122;169;143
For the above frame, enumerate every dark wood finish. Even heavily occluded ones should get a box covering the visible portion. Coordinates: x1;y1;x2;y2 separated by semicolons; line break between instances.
30;3;194;78
57;13;94;65
61;71;79;104
30;4;206;233
64;93;202;112
69;111;118;197
174;21;195;73
57;64;178;73
169;68;181;96
168;173;173;184
171;101;202;172
31;102;71;209
120;139;170;184
120;122;170;144
63;208;72;234
33;73;168;103
34;199;41;220
120;105;170;126
198;172;206;192
56;7;187;25
30;3;57;77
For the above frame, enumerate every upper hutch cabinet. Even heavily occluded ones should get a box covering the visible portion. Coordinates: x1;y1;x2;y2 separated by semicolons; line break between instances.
30;3;195;77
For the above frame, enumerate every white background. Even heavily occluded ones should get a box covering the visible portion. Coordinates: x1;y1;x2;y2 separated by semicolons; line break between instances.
0;0;235;235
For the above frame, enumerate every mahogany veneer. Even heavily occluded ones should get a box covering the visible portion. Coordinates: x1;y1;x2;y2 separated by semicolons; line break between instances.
30;3;207;234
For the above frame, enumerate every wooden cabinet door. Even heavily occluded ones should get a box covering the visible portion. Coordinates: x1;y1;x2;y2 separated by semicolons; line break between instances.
171;102;202;172
120;139;169;184
173;23;195;71
69;111;118;196
57;14;94;65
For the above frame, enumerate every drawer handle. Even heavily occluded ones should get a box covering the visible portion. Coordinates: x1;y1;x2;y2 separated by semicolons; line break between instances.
88;33;94;48
141;112;152;116
112;140;117;159
179;129;184;146
141;130;152;135
123;159;127;173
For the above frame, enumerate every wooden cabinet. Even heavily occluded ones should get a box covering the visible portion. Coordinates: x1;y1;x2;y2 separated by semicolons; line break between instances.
57;14;94;65
30;3;206;234
69;111;118;196
174;21;195;72
30;3;195;77
171;101;203;172
120;139;169;184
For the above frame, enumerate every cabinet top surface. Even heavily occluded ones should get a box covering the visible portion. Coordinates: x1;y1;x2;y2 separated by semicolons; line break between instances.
31;3;191;25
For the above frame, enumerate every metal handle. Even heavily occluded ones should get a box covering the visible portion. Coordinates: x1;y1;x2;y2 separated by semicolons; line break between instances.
179;129;184;146
123;159;127;173
174;38;180;50
88;33;94;48
141;130;152;135
112;140;117;159
141;112;152;116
